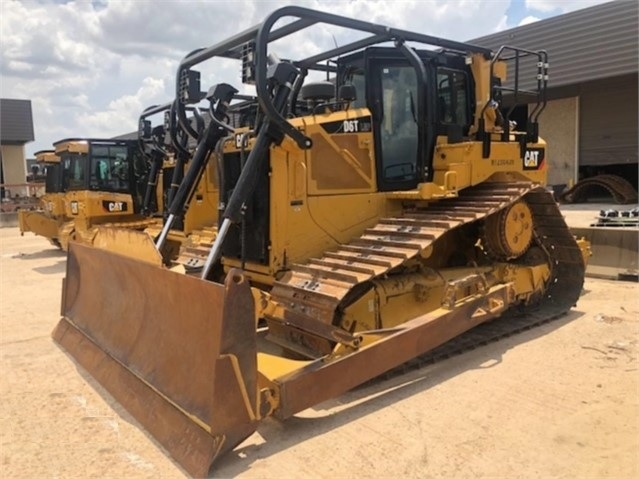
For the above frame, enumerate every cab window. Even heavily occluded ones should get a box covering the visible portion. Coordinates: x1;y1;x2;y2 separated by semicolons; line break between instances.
437;69;470;127
62;153;87;190
90;145;130;193
379;65;418;183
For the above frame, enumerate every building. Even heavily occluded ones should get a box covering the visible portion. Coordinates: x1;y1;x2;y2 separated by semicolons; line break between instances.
0;99;35;198
471;0;638;191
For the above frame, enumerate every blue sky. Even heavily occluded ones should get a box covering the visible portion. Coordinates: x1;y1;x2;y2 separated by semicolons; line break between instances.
0;0;614;158
508;0;539;25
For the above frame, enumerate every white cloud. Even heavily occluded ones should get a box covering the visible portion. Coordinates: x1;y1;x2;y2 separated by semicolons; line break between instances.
0;0;612;158
525;0;611;14
519;15;541;26
77;77;166;138
7;61;33;72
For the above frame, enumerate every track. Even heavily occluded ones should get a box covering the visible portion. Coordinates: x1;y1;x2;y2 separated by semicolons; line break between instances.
270;181;585;361
560;174;638;204
383;187;586;377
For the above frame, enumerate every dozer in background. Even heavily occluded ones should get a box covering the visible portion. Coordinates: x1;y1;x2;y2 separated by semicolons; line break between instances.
53;7;587;476
135;99;225;265
137;102;173;218
152;93;260;269
106;96;255;266
18;149;70;247
52;137;160;250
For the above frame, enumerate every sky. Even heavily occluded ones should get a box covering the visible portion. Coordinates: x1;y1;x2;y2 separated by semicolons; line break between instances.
0;0;613;158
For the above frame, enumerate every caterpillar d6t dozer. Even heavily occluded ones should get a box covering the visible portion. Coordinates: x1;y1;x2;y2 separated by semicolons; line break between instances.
53;7;586;477
18;149;70;247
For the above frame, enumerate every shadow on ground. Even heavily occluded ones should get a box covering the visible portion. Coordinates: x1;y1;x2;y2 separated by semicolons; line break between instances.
15;248;66;261
32;261;66;275
13;248;67;275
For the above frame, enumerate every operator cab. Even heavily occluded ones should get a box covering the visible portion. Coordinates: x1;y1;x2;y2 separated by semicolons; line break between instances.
336;48;474;191
55;139;147;213
44;163;64;194
35;150;64;195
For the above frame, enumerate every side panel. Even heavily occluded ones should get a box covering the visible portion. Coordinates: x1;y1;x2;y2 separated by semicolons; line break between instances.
432;138;548;188
183;158;219;233
65;191;137;225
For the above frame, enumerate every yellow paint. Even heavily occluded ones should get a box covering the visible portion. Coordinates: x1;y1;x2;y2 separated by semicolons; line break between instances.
54;139;89;154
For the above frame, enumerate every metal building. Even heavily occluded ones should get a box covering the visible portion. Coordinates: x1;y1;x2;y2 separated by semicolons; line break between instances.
471;0;638;191
0;99;35;198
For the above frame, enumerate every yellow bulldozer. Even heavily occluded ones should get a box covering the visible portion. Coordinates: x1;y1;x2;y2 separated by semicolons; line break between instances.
118;99;229;265
19;137;159;250
18;149;69;247
136;99;226;264
52;137;160;249
53;7;586;477
130;94;258;267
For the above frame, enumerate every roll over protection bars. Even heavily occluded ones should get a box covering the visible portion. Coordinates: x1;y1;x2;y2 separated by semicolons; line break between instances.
174;6;491;151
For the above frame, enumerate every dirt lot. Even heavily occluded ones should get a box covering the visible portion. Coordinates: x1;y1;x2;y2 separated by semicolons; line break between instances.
1;226;638;479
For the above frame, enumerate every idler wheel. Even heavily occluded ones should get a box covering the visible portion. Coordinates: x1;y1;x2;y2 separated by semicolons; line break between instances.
483;200;533;260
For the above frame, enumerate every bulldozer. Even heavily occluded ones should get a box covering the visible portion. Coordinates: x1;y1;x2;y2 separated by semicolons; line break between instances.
52;137;160;250
18;149;70;247
124;98;236;265
53;7;586;477
131;94;259;267
137;102;174;218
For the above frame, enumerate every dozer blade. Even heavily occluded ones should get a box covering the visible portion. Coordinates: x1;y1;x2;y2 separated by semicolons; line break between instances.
53;243;259;477
91;226;163;266
17;209;60;240
571;226;638;280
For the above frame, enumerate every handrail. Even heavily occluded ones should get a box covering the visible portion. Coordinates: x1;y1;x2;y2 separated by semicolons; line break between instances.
478;45;548;149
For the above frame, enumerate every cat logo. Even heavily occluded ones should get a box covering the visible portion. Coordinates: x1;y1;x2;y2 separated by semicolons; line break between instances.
524;150;539;167
523;148;545;170
235;133;251;149
70;201;79;215
102;200;128;212
104;201;125;212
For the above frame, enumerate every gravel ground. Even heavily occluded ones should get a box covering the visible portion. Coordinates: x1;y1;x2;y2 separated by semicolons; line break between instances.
1;226;638;479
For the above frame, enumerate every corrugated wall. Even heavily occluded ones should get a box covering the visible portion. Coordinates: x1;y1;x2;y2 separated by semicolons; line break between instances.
0;99;35;144
471;1;638;90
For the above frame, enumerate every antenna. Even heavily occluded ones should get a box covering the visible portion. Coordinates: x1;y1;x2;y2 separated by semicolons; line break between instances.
328;33;339;81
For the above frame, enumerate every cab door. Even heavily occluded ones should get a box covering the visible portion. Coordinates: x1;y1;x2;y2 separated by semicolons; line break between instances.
367;60;420;191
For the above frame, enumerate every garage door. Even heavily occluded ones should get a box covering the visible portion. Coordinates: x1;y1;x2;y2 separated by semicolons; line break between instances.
580;74;638;166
